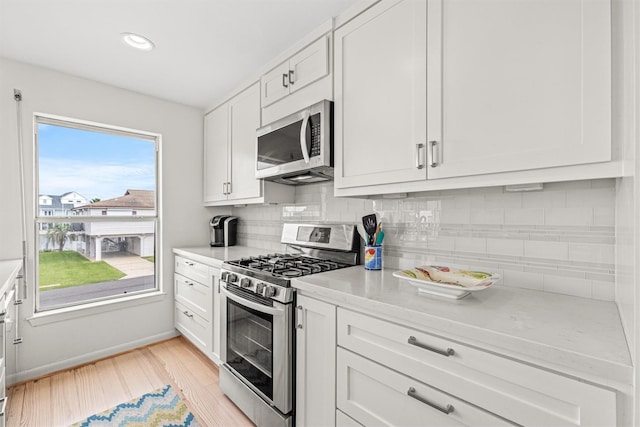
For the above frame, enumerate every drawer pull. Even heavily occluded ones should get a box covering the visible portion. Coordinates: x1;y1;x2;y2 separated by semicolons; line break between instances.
407;387;454;415
183;311;194;318
408;336;455;357
0;396;7;417
184;280;194;286
184;261;194;267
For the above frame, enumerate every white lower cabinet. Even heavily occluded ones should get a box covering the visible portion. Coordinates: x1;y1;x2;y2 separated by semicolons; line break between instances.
337;348;513;426
336;409;362;427
337;308;616;427
295;293;336;427
174;255;212;357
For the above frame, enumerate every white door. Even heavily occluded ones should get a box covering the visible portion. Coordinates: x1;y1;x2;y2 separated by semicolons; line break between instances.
295;294;337;427
334;0;428;189
228;82;262;201
261;61;291;107
427;0;611;179
203;105;229;203
289;37;329;94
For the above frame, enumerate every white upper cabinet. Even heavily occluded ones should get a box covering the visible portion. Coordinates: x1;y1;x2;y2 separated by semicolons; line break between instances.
203;82;294;206
333;0;614;195
261;36;330;108
426;0;612;179
334;0;428;189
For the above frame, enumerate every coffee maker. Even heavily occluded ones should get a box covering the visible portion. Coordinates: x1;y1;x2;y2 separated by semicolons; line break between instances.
210;215;238;247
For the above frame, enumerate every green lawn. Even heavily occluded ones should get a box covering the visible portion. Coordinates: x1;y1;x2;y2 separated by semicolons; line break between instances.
143;256;155;263
39;251;125;291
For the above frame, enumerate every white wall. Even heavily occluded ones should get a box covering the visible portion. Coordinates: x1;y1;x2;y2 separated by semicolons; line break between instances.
0;57;215;382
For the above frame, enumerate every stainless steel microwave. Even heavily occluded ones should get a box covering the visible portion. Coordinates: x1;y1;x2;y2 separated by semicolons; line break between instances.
256;100;333;184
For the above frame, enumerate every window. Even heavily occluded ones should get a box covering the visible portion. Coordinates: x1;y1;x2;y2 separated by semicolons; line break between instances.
35;115;159;311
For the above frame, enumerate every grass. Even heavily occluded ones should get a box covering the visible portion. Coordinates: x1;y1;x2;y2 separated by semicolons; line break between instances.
143;256;155;263
39;251;126;291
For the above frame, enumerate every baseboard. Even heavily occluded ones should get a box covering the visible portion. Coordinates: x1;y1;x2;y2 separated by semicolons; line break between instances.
8;330;180;385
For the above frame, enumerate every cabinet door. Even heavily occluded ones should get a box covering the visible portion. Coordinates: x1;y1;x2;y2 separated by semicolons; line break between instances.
203;105;229;203
228;82;262;201
427;0;611;179
211;267;221;363
296;294;337;427
261;61;291;108
289;37;329;95
334;0;427;189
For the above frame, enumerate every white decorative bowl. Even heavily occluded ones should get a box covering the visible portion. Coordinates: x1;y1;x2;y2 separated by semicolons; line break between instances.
393;266;500;300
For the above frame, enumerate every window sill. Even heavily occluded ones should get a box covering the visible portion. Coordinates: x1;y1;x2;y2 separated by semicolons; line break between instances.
27;291;167;326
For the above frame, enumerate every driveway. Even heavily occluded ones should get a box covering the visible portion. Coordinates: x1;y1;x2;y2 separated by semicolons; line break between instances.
101;252;155;279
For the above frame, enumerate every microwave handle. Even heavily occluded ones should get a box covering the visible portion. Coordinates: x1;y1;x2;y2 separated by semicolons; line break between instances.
299;111;310;164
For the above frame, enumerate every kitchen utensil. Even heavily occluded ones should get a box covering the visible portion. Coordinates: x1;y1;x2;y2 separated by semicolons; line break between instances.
362;214;377;245
375;229;385;245
356;223;368;243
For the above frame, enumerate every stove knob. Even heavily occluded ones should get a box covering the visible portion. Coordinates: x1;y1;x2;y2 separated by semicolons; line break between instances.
228;274;238;283
265;286;277;298
220;272;229;282
256;282;266;294
240;278;252;288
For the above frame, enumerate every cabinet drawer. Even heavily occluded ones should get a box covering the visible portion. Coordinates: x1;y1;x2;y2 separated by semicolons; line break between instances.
175;273;210;320
337;348;513;426
175;256;210;285
175;300;210;352
336;409;362;427
337;308;616;426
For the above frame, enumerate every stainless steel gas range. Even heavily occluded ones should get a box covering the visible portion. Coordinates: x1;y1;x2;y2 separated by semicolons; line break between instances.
219;223;359;427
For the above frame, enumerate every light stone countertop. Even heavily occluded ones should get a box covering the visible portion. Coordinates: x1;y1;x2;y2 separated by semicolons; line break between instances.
173;246;267;268
0;259;22;296
292;266;632;387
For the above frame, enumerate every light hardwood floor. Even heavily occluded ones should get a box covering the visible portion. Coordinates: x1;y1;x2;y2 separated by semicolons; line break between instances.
6;336;255;427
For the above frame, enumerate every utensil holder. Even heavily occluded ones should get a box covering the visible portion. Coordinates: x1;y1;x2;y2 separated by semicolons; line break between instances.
364;245;382;270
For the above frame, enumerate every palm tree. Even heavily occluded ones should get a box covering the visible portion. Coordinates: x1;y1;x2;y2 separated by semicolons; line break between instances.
47;223;71;252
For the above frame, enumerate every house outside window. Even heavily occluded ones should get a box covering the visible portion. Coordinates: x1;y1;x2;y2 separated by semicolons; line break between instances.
35;114;159;311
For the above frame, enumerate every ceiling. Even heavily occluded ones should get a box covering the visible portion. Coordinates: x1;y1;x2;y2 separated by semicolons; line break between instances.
0;0;360;110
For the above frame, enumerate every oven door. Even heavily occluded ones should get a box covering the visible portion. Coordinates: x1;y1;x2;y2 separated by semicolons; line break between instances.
220;283;293;414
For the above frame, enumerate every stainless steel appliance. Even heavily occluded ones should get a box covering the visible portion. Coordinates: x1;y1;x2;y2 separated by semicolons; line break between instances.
256;100;333;184
220;223;359;427
210;215;237;247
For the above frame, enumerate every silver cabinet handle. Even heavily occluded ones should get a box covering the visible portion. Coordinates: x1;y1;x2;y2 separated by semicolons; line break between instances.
223;182;227;195
184;260;194;267
296;305;304;329
288;70;295;85
0;396;7;417
416;143;425;169
183;310;194;318
227;181;232;195
282;73;289;88
408;336;454;357
407;387;454;415
184;280;194;286
429;140;439;167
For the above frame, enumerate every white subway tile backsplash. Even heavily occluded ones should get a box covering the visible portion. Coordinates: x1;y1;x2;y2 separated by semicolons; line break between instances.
568;243;615;265
524;240;569;260
505;208;544;225
545;207;593;226
487;238;524;256
233;179;615;301
470;208;505;225
543;276;592;298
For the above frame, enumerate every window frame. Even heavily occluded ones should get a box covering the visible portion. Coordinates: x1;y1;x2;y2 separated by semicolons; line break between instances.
33;113;162;313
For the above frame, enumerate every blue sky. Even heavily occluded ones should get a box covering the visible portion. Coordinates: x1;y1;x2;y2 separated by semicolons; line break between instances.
38;123;156;201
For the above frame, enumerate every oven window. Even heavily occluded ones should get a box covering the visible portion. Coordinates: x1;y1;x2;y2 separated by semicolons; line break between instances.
227;298;274;400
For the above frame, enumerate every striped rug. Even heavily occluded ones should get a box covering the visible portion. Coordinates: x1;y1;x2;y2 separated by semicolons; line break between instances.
71;384;201;427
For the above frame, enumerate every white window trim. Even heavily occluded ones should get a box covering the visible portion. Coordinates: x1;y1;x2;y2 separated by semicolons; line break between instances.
33;113;162;313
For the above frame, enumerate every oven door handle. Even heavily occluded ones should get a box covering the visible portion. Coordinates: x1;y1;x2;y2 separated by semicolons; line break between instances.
221;285;286;316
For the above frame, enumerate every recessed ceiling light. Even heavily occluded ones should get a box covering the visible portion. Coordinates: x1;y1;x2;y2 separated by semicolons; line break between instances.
121;32;155;51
